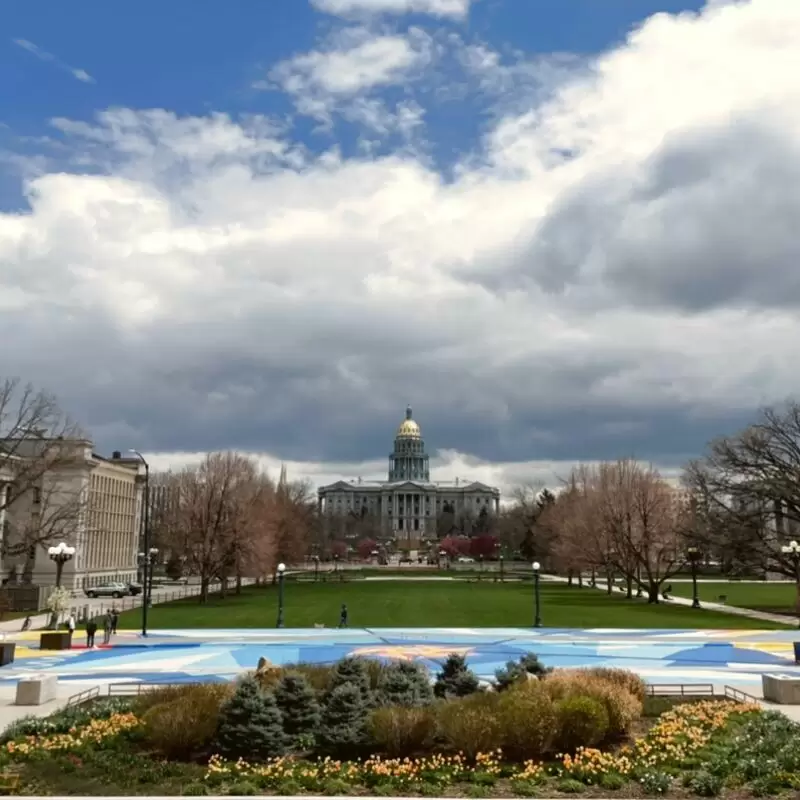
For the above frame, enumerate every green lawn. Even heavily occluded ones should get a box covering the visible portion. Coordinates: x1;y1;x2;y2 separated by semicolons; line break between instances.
117;580;788;630
670;581;798;614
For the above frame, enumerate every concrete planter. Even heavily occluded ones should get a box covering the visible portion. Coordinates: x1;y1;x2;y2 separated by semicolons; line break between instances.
39;631;72;651
0;642;15;666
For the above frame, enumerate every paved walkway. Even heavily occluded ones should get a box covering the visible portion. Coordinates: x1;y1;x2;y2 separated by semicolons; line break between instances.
0;578;258;634
544;573;799;627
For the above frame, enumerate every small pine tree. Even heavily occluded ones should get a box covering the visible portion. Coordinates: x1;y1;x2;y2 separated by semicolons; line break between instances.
274;672;321;742
519;653;551;678
495;654;551;691
328;657;373;706
434;653;480;698
318;682;369;758
215;676;286;760
494;659;525;692
378;661;434;707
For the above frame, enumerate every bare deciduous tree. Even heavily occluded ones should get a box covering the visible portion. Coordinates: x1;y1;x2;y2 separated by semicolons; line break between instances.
161;452;278;602
548;460;690;603
0;378;84;513
684;401;800;611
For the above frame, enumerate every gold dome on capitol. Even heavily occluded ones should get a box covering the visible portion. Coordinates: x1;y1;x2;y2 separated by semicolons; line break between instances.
396;405;421;439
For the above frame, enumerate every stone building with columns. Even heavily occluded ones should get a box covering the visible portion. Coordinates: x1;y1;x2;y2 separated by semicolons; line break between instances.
0;438;144;591
317;406;501;554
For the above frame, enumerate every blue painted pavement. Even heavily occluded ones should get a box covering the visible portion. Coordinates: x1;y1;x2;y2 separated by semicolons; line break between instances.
2;628;798;689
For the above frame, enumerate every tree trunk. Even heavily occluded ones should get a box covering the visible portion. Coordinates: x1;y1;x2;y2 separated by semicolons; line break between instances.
647;584;660;604
200;576;209;603
567;570;573;587
22;547;36;584
626;576;633;599
577;573;583;587
220;576;228;599
236;574;243;595
606;570;613;594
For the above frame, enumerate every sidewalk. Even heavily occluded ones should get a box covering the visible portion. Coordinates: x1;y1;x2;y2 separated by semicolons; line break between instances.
544;573;800;627
0;578;258;634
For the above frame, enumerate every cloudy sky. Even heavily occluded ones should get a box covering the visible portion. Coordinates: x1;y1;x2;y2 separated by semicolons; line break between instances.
1;0;798;494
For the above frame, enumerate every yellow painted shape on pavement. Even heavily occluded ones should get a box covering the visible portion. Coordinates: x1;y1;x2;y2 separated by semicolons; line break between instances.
734;642;795;657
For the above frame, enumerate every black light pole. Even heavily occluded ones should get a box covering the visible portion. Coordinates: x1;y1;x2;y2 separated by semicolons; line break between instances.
129;449;151;637
499;553;505;583
781;541;800;628
532;561;542;628
48;542;76;589
147;547;158;608
47;542;76;630
276;562;286;628
687;546;701;609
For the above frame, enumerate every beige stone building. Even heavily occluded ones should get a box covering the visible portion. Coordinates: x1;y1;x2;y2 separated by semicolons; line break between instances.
317;406;500;554
0;438;144;590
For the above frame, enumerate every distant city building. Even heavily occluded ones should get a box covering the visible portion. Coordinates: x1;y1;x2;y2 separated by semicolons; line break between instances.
317;406;500;553
0;439;144;590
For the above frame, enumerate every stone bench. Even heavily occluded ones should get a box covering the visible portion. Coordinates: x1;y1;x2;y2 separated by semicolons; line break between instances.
762;673;800;705
15;675;58;706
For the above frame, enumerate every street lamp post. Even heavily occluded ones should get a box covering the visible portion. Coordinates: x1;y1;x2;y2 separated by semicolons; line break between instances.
687;547;701;609
276;562;286;628
499;554;505;583
47;542;76;630
48;542;76;588
532;561;542;628
147;547;158;608
129;449;151;638
781;540;800;628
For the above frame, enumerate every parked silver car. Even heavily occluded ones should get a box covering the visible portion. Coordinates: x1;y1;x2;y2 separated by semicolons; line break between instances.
83;582;131;599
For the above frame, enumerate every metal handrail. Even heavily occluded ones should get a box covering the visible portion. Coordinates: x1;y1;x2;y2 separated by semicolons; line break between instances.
724;685;761;704
65;685;101;707
646;682;716;697
106;681;183;696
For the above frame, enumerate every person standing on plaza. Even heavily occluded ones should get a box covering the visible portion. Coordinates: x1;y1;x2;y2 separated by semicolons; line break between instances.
85;617;97;648
102;612;113;645
111;608;119;635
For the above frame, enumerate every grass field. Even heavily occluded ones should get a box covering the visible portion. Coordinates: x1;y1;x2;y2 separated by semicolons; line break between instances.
670;581;798;614
116;580;788;629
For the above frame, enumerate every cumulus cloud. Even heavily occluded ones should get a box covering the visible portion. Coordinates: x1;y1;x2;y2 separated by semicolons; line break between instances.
270;30;432;97
2;0;799;491
311;0;471;19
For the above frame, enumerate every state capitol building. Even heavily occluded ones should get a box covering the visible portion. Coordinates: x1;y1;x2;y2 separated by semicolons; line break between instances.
317;406;500;553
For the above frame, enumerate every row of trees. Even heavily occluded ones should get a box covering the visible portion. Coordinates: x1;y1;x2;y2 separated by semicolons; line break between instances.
494;402;800;610
150;457;318;602
5;374;800;609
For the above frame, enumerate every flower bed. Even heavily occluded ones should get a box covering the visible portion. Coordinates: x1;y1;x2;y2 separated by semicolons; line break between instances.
200;700;760;797
0;655;775;797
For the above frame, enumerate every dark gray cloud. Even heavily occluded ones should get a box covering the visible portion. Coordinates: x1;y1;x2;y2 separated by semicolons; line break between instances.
493;113;800;311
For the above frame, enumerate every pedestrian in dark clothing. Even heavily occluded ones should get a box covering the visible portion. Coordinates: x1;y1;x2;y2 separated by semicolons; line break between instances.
662;584;673;600
111;609;119;635
21;616;31;632
86;619;97;648
338;603;348;628
102;613;113;645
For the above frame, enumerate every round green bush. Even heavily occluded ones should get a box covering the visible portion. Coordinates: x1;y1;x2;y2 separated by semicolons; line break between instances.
554;695;610;753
